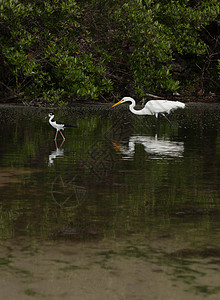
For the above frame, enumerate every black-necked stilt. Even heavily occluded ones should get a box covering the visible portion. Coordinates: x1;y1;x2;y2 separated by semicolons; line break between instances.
48;113;76;141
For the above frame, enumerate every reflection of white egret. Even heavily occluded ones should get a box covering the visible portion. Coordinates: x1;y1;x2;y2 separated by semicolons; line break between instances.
48;113;77;141
114;135;184;160
112;97;185;125
48;147;64;166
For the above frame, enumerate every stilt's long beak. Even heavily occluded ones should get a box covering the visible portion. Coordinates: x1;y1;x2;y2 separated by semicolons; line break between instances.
112;99;123;107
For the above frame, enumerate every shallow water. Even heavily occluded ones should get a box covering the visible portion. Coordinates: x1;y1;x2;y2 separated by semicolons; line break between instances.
0;103;219;299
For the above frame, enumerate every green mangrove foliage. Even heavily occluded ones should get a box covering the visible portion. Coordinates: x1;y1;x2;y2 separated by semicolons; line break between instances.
0;0;220;103
0;0;113;103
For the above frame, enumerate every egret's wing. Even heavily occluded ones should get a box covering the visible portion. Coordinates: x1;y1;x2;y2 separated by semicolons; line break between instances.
137;105;153;115
146;100;185;114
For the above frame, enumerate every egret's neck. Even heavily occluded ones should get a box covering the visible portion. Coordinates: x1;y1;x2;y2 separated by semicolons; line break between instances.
128;99;135;113
128;99;143;115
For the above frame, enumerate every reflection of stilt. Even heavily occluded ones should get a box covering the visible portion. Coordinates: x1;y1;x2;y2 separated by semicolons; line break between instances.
48;142;65;167
51;175;86;208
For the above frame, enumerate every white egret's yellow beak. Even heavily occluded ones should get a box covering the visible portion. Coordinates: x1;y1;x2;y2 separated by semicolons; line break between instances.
112;141;121;154
112;99;123;107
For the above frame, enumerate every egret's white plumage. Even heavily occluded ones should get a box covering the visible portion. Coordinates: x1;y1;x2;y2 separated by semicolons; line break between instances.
48;113;76;141
112;97;185;125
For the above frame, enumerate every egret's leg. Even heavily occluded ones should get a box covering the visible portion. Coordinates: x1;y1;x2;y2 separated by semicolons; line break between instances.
59;130;65;141
161;113;172;127
54;131;58;141
154;113;158;129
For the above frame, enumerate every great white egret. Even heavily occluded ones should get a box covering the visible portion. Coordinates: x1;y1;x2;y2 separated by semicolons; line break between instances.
48;113;76;141
112;97;185;125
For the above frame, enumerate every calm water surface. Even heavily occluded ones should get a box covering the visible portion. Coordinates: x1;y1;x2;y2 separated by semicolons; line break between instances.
0;103;219;299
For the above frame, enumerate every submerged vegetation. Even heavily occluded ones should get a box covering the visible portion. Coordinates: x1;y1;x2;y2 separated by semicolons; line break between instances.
0;0;220;104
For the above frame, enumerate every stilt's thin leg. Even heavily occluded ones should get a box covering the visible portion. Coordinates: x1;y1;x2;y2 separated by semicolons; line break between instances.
161;113;172;128
54;131;58;141
59;130;65;141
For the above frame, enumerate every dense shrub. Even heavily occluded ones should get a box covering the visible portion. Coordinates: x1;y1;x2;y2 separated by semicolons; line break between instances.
0;0;113;103
0;0;219;103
